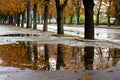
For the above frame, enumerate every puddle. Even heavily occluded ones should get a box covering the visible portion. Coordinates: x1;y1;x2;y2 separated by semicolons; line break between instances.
0;41;120;71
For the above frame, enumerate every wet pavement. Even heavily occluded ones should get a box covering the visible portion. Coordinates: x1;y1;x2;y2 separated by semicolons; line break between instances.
37;24;120;43
0;25;120;80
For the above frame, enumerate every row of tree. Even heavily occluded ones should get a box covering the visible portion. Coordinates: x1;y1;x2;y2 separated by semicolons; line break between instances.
0;0;120;39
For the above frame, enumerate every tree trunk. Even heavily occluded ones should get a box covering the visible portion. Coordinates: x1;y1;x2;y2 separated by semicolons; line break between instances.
33;3;37;29
26;0;32;28
64;17;66;24
57;8;64;34
115;16;120;26
55;0;68;35
107;0;112;26
73;0;81;25
16;13;21;27
21;11;25;27
9;15;13;25
76;9;80;24
13;15;16;26
83;0;94;39
43;0;49;31
107;14;111;26
96;0;102;26
69;14;74;24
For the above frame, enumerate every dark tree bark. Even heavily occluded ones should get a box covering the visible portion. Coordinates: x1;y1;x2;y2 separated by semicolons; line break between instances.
21;11;25;27
56;44;65;70
69;14;74;24
12;15;16;26
16;13;21;27
76;10;80;24
55;0;68;34
73;0;81;25
115;0;120;26
33;3;37;29
115;16;120;25
96;0;102;26
107;0;112;26
33;42;38;60
84;46;94;70
64;17;66;24
8;15;13;25
43;0;50;31
26;41;32;61
83;0;94;39
44;44;50;70
26;0;32;28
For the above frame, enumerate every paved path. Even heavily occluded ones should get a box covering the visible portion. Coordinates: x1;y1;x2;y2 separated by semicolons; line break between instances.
0;66;120;80
0;25;120;48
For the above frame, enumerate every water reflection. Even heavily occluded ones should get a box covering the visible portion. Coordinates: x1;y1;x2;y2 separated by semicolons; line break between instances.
0;42;120;71
84;46;94;70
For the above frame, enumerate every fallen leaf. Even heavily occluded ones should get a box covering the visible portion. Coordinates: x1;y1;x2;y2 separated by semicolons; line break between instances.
107;70;113;72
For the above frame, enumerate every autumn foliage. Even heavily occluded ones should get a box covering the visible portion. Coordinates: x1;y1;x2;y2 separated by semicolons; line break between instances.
0;0;26;15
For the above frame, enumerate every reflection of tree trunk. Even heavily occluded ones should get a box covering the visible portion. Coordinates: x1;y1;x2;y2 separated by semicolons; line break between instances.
112;49;118;66
84;46;94;70
33;42;38;60
44;44;50;70
27;41;32;61
56;44;65;70
33;42;38;69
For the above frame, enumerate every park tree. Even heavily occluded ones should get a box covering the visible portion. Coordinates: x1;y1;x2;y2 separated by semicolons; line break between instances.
43;0;50;31
112;0;120;25
0;0;26;25
83;0;94;39
55;0;68;34
64;0;75;24
33;0;43;29
95;0;103;26
73;0;82;25
48;0;57;24
33;2;37;29
26;0;32;28
106;0;120;26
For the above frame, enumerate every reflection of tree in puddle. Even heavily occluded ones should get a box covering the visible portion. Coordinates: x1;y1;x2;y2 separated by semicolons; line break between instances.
94;47;120;70
0;42;120;71
84;46;94;70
